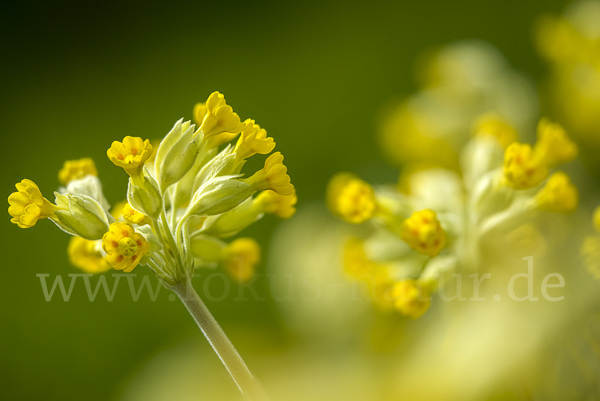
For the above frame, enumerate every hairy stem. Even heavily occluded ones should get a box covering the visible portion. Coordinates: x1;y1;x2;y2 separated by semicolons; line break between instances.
172;280;269;401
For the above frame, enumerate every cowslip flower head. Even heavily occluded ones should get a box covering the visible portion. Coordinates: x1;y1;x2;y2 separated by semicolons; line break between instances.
400;209;446;257
107;136;153;186
254;190;297;219
68;236;110;274
8;179;58;228
473;114;518;149
503;142;549;190
196;91;246;141
223;238;260;282
534;118;578;167
58;158;98;185
234;119;276;163
102;222;150;272
245;152;294;196
334;177;377;224
535;171;579;214
391;279;431;319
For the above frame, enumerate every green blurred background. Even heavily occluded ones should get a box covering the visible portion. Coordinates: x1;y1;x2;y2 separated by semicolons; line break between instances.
0;0;570;399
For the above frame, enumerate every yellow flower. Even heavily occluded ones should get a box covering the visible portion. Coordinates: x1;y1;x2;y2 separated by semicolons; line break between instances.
58;158;98;185
196;92;246;140
503;142;549;190
534;118;578;167
473;114;518;149
246;152;294;196
594;206;600;233
8;179;58;228
234;119;276;162
122;203;151;225
223;238;260;282
102;222;150;272
390;279;431;319
107;136;153;187
255;190;297;218
535;171;578;214
335;178;377;224
400;209;446;257
67;236;110;274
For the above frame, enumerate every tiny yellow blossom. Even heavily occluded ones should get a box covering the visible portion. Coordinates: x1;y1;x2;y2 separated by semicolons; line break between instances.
535;118;578;167
503;142;549;190
234;119;276;162
8;179;58;228
58;158;98;185
223;238;260;282
107;136;153;187
246;152;294;196
400;209;446;257
335;178;377;224
68;236;110;274
122;203;151;225
255;190;297;218
594;206;600;233
102;222;150;272
473;114;518;148
535;171;578;214
196;91;246;140
390;279;431;319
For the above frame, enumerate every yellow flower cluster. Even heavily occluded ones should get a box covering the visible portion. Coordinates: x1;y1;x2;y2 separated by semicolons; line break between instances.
9;91;296;282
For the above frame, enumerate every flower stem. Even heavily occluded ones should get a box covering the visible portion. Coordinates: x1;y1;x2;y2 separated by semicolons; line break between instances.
172;279;269;401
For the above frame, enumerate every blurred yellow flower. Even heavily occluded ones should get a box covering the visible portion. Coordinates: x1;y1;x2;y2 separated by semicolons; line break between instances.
58;158;98;185
223;238;260;282
535;118;578;167
255;190;297;219
503;142;548;190
400;209;446;257
473;114;518;149
334;178;377;224
535;171;579;214
390;279;431;319
67;236;110;274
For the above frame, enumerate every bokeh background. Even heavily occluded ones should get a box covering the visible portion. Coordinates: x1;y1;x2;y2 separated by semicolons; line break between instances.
1;0;595;400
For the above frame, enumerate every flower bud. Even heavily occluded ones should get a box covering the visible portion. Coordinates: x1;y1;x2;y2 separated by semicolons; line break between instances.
188;176;253;217
153;119;198;192
127;168;162;219
53;193;111;240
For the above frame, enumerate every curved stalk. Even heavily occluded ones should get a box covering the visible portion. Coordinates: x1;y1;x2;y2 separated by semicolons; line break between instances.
172;279;270;401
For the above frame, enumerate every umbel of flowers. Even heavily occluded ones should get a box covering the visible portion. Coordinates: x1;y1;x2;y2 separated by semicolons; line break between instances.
328;117;578;319
9;91;296;285
8;92;295;400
